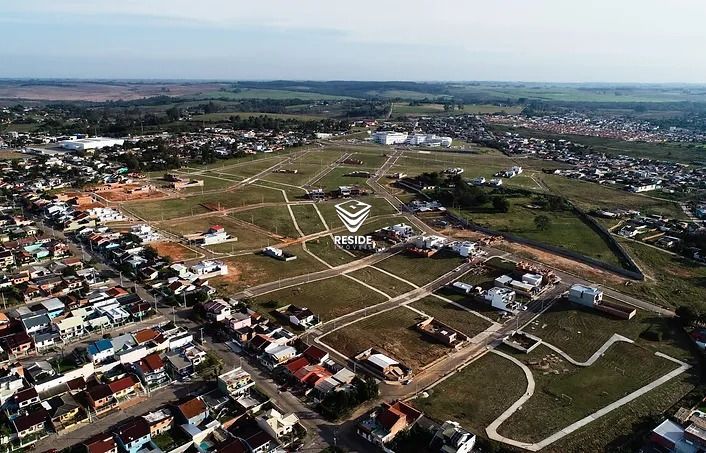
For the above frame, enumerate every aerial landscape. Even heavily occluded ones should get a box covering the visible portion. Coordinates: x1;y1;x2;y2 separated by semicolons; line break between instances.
1;2;706;453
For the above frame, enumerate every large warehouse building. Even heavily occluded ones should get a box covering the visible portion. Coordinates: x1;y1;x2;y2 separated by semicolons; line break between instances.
60;137;124;151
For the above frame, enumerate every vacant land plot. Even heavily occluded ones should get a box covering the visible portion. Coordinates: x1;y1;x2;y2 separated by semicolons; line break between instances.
346;266;416;297
435;289;503;321
455;198;622;266
150;241;199;261
215;156;291;178
212;244;327;293
413;353;527;437
315;167;370;191
250;276;387;321
615;240;706;312
305;236;359;267
410;297;492;338
231;206;300;239
315;197;400;229
321;307;449;371
290;204;326;235
497;343;679;443
375;251;464;286
124;185;285;221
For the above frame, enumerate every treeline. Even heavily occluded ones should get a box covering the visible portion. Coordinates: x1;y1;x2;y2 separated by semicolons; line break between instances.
316;376;379;420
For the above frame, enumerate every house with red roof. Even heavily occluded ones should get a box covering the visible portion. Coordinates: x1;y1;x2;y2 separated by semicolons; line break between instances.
134;353;170;388
357;401;423;447
82;432;118;453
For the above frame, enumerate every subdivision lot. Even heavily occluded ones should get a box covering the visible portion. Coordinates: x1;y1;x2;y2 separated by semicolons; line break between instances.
231;206;300;239
455;198;623;266
290;204;326;235
211;244;327;293
150;241;199;261
315;197;400;228
320;307;449;371
346;266;416;297
413;353;527;437
410;297;492;338
123;185;285;221
496;343;679;443
315;167;370;191
159;215;275;252
374;251;464;286
304;236;359;266
250;276;387;321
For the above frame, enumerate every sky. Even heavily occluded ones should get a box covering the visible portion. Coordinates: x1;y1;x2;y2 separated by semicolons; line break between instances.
1;0;705;83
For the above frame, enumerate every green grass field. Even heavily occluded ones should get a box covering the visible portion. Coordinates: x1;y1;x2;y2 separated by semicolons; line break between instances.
315;197;400;229
413;353;527;437
305;235;359;267
231;206;300;239
346;266;416;297
375;251;464;286
497;343;679;443
250;276;387;321
212;244;328;293
410;297;492;338
159;215;275;252
191;88;352;101
290;204;326;235
321;307;449;371
123;185;285;221
188;111;326;122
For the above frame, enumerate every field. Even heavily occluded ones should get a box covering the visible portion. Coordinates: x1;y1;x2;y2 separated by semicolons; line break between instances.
191;88;352;101
453;198;623;267
231;206;300;239
321;307;449;371
410;297;493;338
149;241;199;261
392;102;523;117
413;353;527;437
614;240;706;311
123;185;285;221
497;343;679;443
374;251;464;286
345;266;416;297
304;236;359;267
290;204;326;235
211;244;328;293
249;276;387;321
188;111;326;122
315;197;400;229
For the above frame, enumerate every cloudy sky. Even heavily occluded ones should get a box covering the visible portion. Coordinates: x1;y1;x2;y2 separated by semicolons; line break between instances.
1;0;704;82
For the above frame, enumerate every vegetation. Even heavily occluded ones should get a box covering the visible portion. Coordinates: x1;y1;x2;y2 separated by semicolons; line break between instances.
317;377;379;420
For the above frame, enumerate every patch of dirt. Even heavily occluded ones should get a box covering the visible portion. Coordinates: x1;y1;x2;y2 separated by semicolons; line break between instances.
211;259;259;292
151;241;196;261
500;242;626;286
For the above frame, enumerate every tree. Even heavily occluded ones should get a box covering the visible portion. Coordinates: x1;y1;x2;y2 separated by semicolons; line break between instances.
534;215;551;231
493;196;510;213
675;305;697;326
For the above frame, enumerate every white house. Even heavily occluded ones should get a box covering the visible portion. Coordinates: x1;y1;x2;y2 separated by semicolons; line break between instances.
568;284;603;307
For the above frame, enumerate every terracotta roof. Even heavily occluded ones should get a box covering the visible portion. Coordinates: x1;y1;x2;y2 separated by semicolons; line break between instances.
177;397;207;420
303;345;327;363
83;433;117;453
66;376;87;392
139;353;164;374
107;374;139;394
283;356;310;375
133;328;159;344
378;401;421;431
106;287;128;298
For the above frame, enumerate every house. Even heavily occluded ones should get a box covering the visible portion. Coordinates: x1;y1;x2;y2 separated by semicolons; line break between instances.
2;331;34;358
107;374;142;401
142;409;174;437
227;417;278;453
33;329;61;351
13;407;49;440
44;393;86;432
56;315;86;340
176;397;209;427
13;387;40;411
191;260;228;278
568;284;603;307
275;304;320;329
255;408;299;444
260;344;297;370
484;287;521;313
21;312;51;335
356;349;412;382
166;351;194;380
82;433;118;453
204;299;232;322
86;384;117;415
302;345;329;365
217;368;255;398
429;420;476;453
40;297;65;318
87;339;115;364
135;353;170;388
357;401;422;447
114;417;152;453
